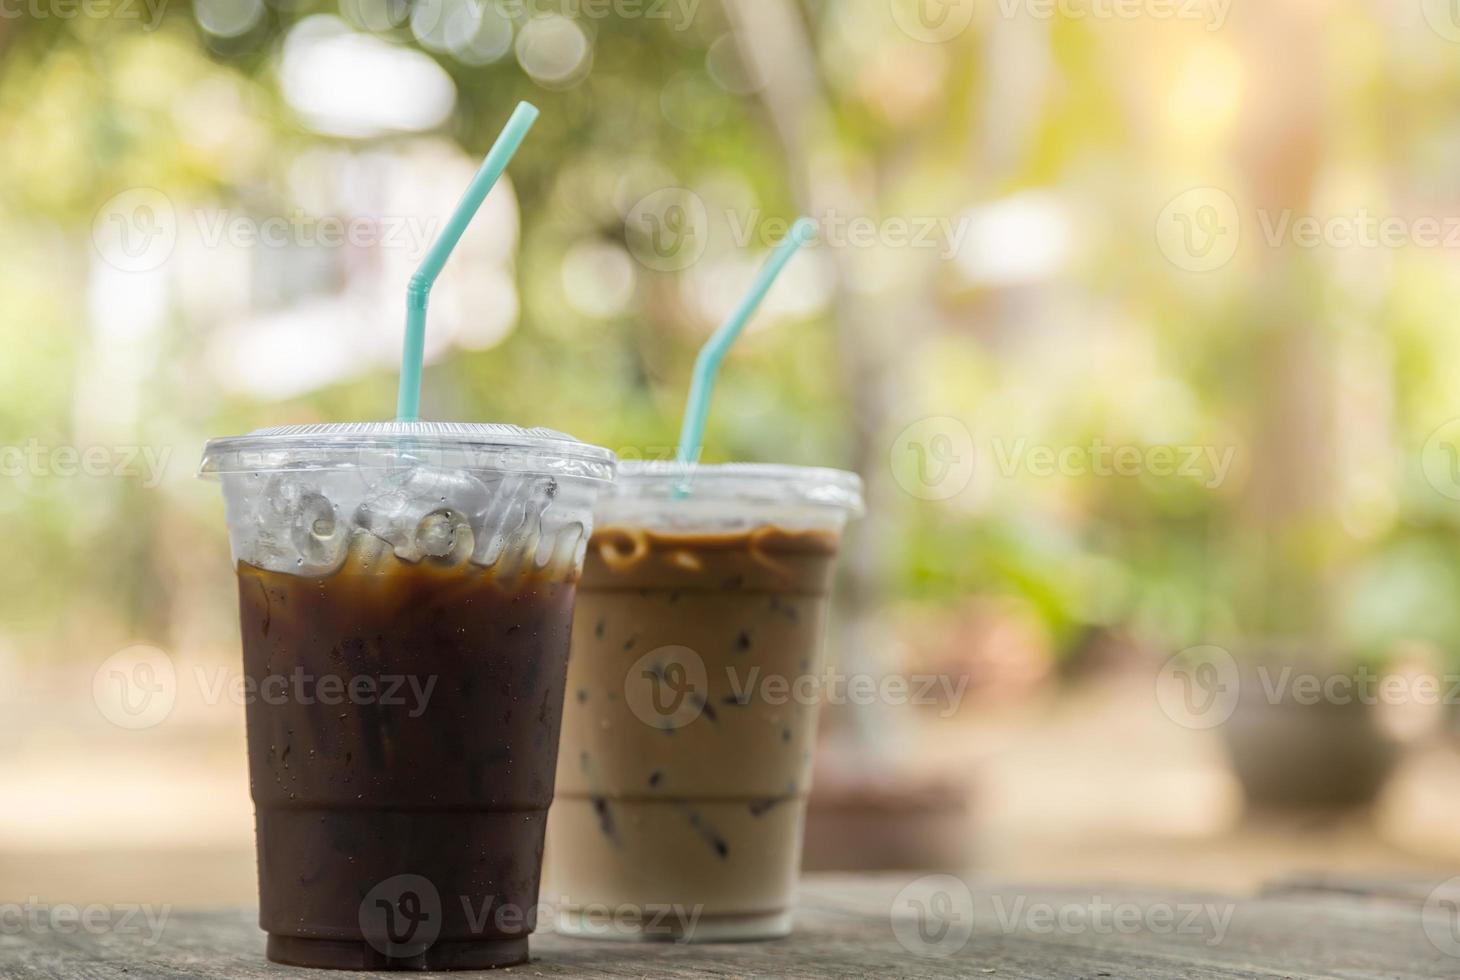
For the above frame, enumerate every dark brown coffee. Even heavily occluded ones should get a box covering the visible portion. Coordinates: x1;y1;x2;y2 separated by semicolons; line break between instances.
237;551;576;970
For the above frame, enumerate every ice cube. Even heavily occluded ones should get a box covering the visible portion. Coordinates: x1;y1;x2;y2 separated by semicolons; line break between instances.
239;475;347;575
535;518;585;571
355;464;490;563
354;489;418;560
288;491;349;576
416;509;474;564
473;476;560;572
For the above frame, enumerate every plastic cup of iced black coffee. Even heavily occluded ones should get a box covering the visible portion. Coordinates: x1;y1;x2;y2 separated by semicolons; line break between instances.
200;422;615;969
546;460;863;942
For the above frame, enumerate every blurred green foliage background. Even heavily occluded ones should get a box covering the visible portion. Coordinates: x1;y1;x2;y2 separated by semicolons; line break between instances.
4;0;1460;682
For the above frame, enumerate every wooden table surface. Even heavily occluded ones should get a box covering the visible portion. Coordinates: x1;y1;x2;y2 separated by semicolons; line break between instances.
3;873;1456;979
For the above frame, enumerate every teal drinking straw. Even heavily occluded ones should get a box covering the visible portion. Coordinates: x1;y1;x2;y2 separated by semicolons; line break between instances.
396;101;540;422
674;216;817;466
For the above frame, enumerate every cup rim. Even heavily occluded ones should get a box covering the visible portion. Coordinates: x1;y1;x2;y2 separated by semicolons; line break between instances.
606;460;865;516
198;421;617;483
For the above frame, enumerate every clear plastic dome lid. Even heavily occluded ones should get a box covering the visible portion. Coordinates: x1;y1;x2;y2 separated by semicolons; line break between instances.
596;460;864;533
199;422;616;578
199;421;616;484
608;460;863;510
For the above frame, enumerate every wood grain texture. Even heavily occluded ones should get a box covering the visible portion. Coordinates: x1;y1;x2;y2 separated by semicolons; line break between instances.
0;874;1454;979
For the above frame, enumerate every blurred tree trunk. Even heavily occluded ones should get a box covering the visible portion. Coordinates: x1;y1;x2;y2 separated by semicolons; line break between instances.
721;0;916;755
1234;1;1342;651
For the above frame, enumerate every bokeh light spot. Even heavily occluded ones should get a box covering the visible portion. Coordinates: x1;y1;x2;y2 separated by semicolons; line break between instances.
515;15;591;89
194;0;265;38
561;240;636;319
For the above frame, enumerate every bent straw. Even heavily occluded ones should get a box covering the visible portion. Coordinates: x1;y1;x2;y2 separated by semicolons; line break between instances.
675;216;817;465
396;101;540;422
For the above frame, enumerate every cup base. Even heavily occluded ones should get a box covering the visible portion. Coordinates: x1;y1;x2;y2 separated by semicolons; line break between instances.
266;934;529;971
555;908;791;943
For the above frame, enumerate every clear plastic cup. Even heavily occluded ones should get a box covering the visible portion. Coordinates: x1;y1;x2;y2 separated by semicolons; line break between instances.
199;422;615;970
546;461;864;941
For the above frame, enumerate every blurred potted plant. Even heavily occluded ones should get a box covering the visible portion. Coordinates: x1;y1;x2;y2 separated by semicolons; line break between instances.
1217;535;1460;811
1210;288;1408;811
1221;641;1402;811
